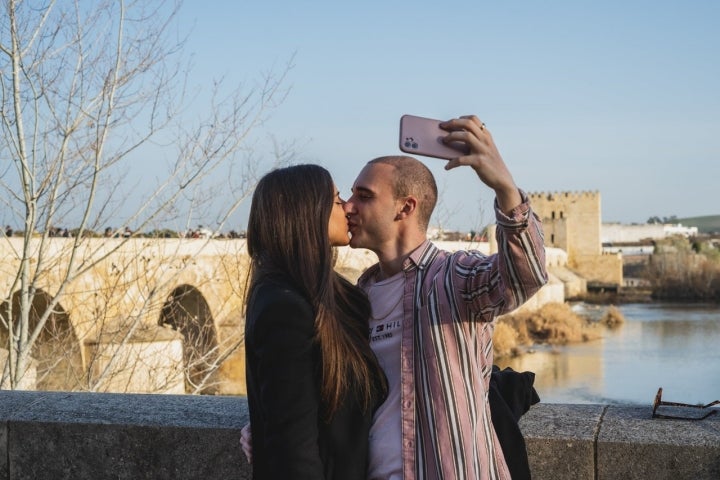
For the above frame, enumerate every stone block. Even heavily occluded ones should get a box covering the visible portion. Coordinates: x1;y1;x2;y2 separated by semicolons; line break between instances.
520;403;605;480
0;390;251;480
0;420;6;480
598;405;720;480
8;421;247;480
84;327;185;394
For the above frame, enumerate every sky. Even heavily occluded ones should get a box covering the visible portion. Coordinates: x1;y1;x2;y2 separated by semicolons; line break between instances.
166;0;719;232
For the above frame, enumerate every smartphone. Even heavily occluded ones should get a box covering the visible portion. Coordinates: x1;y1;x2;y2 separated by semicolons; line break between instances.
399;114;467;160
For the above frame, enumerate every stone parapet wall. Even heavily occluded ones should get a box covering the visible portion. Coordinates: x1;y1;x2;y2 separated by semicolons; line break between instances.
1;391;718;479
522;403;720;480
0;391;248;480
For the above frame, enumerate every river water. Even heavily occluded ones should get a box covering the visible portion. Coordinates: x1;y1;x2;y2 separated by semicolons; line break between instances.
495;302;720;407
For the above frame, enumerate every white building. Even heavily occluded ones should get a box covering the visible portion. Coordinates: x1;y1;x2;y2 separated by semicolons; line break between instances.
601;223;698;244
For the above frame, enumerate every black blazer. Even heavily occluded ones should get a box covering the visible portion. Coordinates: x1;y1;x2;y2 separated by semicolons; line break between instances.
245;278;382;480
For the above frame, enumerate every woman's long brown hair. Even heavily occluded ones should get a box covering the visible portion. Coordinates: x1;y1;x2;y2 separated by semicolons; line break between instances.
246;164;385;418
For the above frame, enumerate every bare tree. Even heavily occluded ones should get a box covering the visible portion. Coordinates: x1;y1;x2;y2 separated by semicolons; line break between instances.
430;178;488;242
0;0;288;391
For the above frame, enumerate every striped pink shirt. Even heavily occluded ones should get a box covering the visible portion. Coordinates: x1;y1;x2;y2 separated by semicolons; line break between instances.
358;194;547;480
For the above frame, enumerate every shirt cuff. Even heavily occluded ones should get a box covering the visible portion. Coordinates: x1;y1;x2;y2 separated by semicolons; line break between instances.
494;189;531;228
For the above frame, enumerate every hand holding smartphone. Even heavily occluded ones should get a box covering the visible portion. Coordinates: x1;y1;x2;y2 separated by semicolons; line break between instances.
399;114;468;160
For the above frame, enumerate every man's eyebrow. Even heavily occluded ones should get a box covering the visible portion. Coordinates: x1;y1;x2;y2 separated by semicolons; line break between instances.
351;185;374;195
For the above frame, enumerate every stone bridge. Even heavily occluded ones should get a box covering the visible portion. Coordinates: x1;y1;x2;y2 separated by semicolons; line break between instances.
0;237;567;396
1;238;251;395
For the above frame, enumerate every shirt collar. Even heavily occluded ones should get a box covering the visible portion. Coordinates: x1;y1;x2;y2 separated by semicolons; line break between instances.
404;239;435;270
358;240;438;288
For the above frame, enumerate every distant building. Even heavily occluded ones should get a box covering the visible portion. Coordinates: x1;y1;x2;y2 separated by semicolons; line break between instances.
601;223;698;244
602;245;654;255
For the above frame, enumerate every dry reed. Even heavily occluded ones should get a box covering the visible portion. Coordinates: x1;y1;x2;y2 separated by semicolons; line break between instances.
493;302;623;359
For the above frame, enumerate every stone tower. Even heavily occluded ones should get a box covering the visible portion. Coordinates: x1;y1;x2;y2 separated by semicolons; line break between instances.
529;191;622;287
528;191;602;258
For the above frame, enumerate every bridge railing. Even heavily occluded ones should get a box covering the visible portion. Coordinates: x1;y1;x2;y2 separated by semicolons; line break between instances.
0;391;717;480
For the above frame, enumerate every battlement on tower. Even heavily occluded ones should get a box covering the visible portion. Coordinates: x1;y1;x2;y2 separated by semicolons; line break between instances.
528;190;600;202
528;191;601;221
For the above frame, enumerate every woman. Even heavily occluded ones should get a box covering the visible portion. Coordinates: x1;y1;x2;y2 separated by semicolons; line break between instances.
244;164;387;480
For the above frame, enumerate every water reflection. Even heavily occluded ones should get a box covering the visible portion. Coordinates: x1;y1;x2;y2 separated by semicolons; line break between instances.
496;303;720;406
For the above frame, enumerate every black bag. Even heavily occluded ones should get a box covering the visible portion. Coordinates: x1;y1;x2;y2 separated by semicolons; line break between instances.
489;365;540;480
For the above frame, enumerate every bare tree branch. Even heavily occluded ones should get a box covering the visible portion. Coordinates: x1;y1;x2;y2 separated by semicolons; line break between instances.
0;0;290;391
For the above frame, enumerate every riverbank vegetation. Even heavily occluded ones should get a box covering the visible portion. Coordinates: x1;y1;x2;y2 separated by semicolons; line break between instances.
643;236;720;301
493;303;625;359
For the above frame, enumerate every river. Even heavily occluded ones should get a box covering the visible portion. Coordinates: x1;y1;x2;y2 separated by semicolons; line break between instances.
495;302;720;407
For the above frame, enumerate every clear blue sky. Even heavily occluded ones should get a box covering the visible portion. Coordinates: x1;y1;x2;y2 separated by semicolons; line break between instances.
172;0;719;231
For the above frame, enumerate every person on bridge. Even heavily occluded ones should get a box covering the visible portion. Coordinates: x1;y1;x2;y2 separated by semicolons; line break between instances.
243;164;387;480
342;115;547;480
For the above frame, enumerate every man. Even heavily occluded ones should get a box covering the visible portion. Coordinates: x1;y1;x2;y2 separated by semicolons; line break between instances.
344;115;547;479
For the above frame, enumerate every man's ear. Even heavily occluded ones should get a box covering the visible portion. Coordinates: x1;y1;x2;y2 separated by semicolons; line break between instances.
395;196;418;220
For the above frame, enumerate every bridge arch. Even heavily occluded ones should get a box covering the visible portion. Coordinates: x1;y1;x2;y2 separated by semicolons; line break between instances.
0;289;83;390
160;284;220;394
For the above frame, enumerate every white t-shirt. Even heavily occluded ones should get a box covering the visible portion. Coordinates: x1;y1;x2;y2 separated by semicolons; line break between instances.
365;271;404;480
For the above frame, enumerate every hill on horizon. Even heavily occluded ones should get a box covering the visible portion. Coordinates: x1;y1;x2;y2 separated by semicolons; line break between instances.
678;215;720;234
